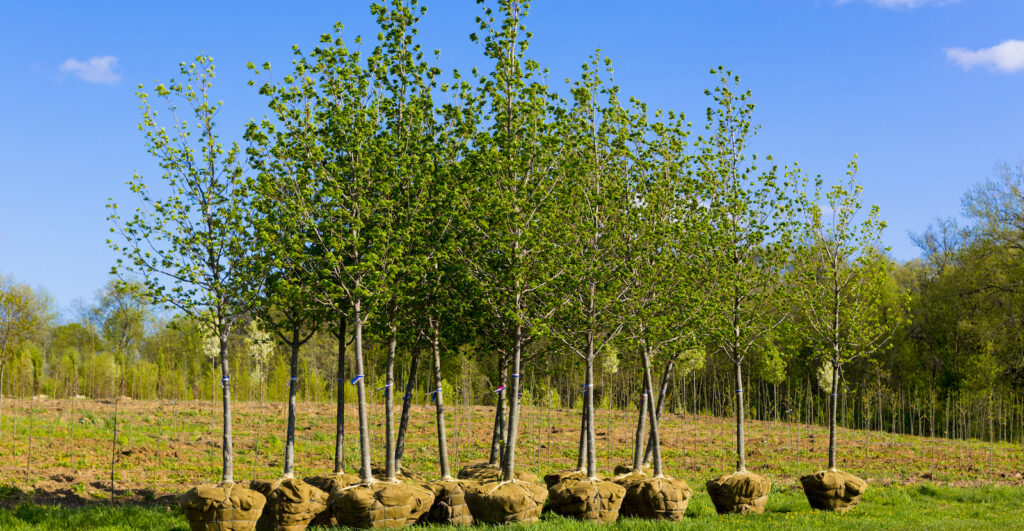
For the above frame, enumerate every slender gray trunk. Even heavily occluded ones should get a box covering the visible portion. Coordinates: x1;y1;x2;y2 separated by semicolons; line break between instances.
575;404;588;471
385;333;397;481
734;360;745;472
489;350;508;466
333;313;346;474
584;348;597;479
0;361;5;442
640;347;663;476
219;330;234;483
430;321;451;479
828;359;840;470
353;300;372;483
642;358;674;467
501;325;523;482
631;378;648;472
284;328;299;477
395;348;420;470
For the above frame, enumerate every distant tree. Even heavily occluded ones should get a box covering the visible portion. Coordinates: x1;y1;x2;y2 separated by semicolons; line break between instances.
108;56;264;484
0;275;48;439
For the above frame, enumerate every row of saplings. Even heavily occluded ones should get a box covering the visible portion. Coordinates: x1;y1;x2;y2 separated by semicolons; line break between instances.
178;347;866;530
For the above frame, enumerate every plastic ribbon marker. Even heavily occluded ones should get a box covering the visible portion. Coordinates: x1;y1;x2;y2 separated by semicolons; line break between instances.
350;374;364;385
377;383;391;392
494;385;506;393
429;388;442;403
221;376;230;387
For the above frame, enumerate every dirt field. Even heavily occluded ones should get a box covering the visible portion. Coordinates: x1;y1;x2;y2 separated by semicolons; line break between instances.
0;397;1019;507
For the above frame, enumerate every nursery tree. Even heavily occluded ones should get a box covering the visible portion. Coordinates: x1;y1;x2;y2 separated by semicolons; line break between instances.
546;54;630;479
461;0;568;482
794;160;907;470
702;69;802;474
108;56;264;484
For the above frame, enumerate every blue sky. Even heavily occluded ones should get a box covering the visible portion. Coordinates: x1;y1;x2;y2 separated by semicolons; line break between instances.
1;0;1022;312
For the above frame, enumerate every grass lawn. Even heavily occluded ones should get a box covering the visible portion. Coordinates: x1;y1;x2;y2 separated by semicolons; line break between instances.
0;483;1021;530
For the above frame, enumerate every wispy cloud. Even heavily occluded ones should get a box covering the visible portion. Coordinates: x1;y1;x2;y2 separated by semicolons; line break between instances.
836;0;959;8
59;56;120;84
946;40;1024;73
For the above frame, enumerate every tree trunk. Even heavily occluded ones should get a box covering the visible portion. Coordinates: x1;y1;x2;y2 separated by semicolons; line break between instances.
585;332;597;478
828;360;840;470
284;327;300;477
631;378;648;472
0;361;5;442
353;300;372;483
575;401;588;471
219;330;234;484
430;321;451;479
642;358;674;467
488;350;508;466
734;360;745;472
641;347;663;477
333;313;346;474
395;348;420;470
500;325;523;482
385;332;397;481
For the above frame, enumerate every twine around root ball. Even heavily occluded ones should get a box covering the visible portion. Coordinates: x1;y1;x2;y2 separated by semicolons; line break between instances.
180;482;267;531
250;477;327;531
547;477;626;522
800;469;867;513
619;475;692;521
705;471;771;515
424;479;475;526
464;480;548;524
328;480;435;529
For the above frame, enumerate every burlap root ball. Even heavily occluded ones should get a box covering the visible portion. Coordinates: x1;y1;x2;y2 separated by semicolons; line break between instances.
619;475;692;521
705;471;771;515
327;481;434;528
303;473;361;526
180;482;267;531
543;469;587;488
465;480;548;524
610;465;650;487
370;463;425;482
547;477;626;522
423;479;475;526
457;461;539;484
250;477;327;531
800;469;868;513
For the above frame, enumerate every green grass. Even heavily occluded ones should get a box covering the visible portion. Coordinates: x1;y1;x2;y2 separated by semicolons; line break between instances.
0;484;1021;530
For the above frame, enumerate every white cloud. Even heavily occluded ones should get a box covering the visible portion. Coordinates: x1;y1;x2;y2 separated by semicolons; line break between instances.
946;40;1024;73
59;56;120;84
837;0;958;8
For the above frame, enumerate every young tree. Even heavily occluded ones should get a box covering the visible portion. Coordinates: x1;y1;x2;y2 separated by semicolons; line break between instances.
461;0;567;485
546;54;630;482
108;56;264;486
794;160;907;511
702;68;801;514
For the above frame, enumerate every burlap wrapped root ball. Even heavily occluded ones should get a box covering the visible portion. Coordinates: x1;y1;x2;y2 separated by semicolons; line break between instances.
610;465;650;487
547;477;626;522
303;473;360;527
465;480;548;524
543;469;586;488
457;461;538;484
705;471;771;515
800;469;868;513
250;477;326;531
423;479;475;526
370;463;425;482
328;481;434;528
181;482;267;531
619;475;691;521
